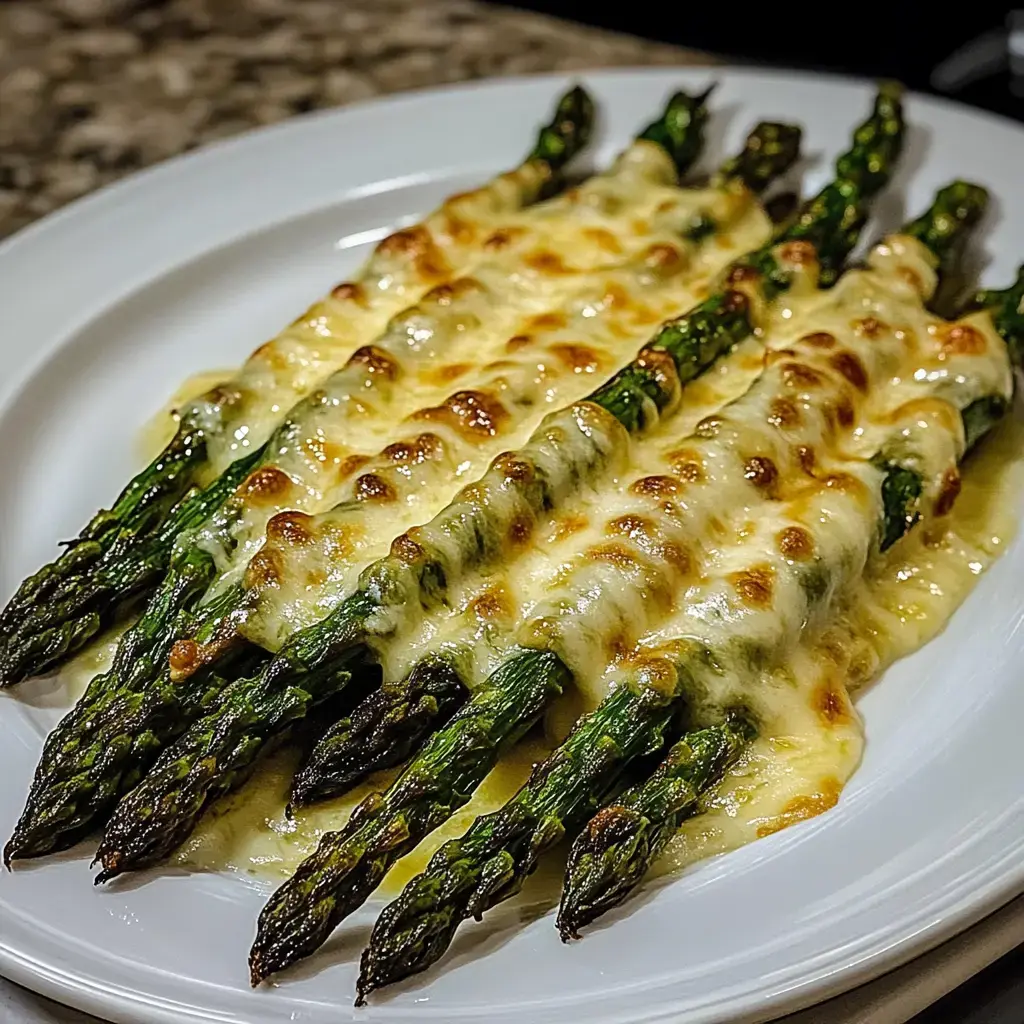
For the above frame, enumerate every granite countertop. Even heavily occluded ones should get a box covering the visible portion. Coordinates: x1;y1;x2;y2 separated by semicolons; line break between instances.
0;0;709;241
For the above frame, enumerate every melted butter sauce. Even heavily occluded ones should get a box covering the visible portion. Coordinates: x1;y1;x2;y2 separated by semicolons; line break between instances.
174;734;558;896
137;369;236;463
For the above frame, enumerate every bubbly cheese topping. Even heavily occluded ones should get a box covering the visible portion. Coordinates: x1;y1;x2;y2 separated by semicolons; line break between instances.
169;175;772;666
169;309;1024;892
369;236;1010;692
185;141;767;482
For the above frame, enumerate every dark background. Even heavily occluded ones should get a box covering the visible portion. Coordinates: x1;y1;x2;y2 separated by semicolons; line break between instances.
488;1;1024;121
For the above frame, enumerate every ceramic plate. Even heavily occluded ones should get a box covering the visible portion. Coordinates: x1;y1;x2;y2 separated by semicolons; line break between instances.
2;68;1024;1024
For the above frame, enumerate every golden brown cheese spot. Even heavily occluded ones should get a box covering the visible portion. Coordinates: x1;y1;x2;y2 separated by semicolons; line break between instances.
588;542;641;570
602;282;631;309
244;547;284;590
348;345;400;381
730;565;775;608
658;541;694;577
582;227;623;254
940;323;987;355
898;265;926;293
524;249;571;275
768;397;802;429
483;226;527;250
168;639;200;678
822;472;868;498
826;395;856;431
636;345;680;388
487;452;533;487
743;456;779;494
630;475;682;498
390;532;424;564
424;277;482;306
776;240;817;265
550;342;603;375
470;585;514;622
414;389;509;438
800;331;836;350
853;316;887;339
726;264;760;285
376;225;449;280
606;514;657;542
935;466;962;517
382;432;444;466
354;473;397;504
829;351;869;392
776;525;814;560
643;243;684;275
782;362;825;389
625;653;680;699
551;513;589;542
305;568;328;588
526;311;568;332
507;513;534;548
239;466;293;503
694;415;722;439
669;448;706;483
441;211;475;244
195;383;242;414
814;678;852;727
330;281;367;304
266;511;314;546
336;453;371;480
755;778;842;837
764;347;799;367
251;341;291;372
505;334;533;353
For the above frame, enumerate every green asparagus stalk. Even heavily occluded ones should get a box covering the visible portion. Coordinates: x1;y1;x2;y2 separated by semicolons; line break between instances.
2;89;723;865
287;121;805;810
86;87;902;883
248;650;570;984
0;85;597;686
354;257;1021;1000
556;713;753;940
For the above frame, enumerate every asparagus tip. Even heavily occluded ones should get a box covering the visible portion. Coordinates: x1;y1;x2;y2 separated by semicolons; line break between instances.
556;805;648;941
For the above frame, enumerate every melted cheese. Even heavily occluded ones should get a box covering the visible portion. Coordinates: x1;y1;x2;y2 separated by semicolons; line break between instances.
175;177;771;661
170;340;1024;890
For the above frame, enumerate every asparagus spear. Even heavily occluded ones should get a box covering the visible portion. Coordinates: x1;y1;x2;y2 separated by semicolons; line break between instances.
0;85;597;686
556;713;752;940
85;87;903;882
2;90;723;864
355;307;1016;1001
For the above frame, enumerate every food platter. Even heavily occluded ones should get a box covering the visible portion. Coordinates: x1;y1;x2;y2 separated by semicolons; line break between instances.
2;67;1024;1024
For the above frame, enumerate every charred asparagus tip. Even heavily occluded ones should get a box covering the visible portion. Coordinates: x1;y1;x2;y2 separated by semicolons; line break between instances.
556;805;646;942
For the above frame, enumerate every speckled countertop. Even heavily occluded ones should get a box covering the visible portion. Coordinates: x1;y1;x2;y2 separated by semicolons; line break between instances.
0;0;709;240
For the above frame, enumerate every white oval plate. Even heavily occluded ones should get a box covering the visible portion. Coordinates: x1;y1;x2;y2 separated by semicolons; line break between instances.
2;68;1024;1024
